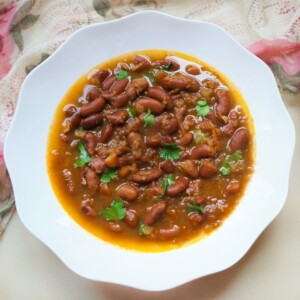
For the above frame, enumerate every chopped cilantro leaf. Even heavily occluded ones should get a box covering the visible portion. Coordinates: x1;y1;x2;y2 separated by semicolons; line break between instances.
74;143;91;168
161;174;175;191
144;109;155;128
116;70;129;80
157;63;172;71
220;150;243;176
101;168;118;183
159;143;182;161
196;99;210;117
138;220;153;236
126;106;137;118
99;198;126;221
186;203;205;214
144;71;157;83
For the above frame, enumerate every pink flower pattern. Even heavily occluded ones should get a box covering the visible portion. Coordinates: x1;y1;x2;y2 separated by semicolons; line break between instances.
0;3;17;80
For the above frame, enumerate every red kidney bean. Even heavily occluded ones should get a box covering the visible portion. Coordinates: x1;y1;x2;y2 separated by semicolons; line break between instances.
86;168;99;196
188;212;204;227
226;180;240;195
124;210;138;227
102;78;129;99
110;93;129;108
126;78;149;100
80;97;105;118
131;167;163;184
144;201;167;226
101;75;115;91
117;184;138;201
134;97;164;115
68;114;81;131
215;88;231;119
222;110;239;136
81;199;97;217
157;225;180;240
63;104;77;117
147;87;173;110
205;110;219;125
179;160;199;178
86;86;101;101
131;55;151;71
107;222;122;232
185;64;200;75
156;113;179;135
190;144;216;159
161;74;200;92
81;113;103;129
160;160;174;173
198;159;217;178
155;58;180;71
179;132;193;146
62;169;75;194
89;157;105;174
85;132;97;156
146;135;162;147
100;124;114;143
228;127;249;153
106;109;129;125
90;69;110;86
166;177;190;197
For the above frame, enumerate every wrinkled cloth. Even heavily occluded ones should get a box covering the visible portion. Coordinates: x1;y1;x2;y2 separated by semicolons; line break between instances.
0;0;299;237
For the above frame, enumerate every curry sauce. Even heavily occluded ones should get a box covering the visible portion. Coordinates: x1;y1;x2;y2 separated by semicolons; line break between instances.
47;50;254;252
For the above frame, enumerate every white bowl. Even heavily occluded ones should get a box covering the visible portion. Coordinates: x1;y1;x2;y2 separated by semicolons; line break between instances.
4;11;295;291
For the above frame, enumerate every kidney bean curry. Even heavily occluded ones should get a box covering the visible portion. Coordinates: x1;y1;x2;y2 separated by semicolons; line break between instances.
47;50;254;252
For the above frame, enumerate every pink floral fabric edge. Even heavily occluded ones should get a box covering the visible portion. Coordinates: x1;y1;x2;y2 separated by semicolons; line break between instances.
0;2;17;80
248;39;300;94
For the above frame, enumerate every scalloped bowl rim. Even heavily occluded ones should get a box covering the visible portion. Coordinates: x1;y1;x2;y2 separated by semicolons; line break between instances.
4;11;295;291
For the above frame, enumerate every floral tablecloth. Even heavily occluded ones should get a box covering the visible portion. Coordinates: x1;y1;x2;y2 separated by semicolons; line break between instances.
0;0;299;237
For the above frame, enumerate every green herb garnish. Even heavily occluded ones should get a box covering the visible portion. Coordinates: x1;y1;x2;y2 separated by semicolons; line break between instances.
116;70;129;80
144;109;155;128
126;106;137;118
161;174;175;191
144;71;157;83
196;99;210;117
138;220;153;236
99;198;126;221
186;203;205;214
101;168;118;183
74;143;91;168
157;63;172;71
220;150;243;176
159;143;182;161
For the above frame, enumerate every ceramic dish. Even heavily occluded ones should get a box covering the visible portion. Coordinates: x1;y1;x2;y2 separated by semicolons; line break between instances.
4;11;295;291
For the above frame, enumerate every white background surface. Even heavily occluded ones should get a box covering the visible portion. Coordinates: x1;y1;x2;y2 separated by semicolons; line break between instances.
0;92;299;299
